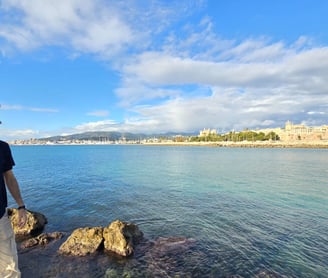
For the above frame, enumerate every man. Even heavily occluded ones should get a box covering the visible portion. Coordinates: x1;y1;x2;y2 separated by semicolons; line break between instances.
0;139;27;278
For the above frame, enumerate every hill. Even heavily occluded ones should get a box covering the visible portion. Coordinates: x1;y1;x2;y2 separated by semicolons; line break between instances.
38;131;196;142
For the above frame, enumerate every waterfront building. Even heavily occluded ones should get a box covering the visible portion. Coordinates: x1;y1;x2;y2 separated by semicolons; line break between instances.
280;121;328;141
257;121;328;141
199;128;217;137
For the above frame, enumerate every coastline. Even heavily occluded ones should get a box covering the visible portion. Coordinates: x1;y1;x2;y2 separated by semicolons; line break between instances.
11;140;328;148
140;140;328;148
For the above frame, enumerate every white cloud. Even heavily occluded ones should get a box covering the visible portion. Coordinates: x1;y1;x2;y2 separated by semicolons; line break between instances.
0;0;135;57
1;104;58;113
0;0;195;59
115;37;328;132
0;128;39;140
307;111;326;115
1;1;328;138
123;45;328;89
87;110;110;117
74;119;118;131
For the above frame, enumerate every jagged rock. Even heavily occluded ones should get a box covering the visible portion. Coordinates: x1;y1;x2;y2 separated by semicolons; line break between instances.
103;220;143;256
21;232;64;249
56;220;143;257
58;227;103;256
8;208;47;237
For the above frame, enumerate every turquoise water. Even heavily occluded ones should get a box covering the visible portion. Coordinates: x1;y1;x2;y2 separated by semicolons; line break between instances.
10;145;328;277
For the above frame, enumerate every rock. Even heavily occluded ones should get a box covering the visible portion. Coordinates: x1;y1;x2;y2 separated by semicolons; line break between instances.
103;220;143;257
141;236;197;277
8;208;47;237
21;232;64;249
254;270;287;278
21;237;39;249
105;268;134;278
150;236;196;256
58;227;103;256
56;220;143;257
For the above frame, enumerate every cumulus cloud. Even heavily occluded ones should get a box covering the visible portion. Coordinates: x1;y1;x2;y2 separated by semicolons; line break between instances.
87;110;110;117
74;119;118;131
1;0;328;138
0;0;193;58
0;0;135;57
122;45;328;89
74;34;328;134
115;30;328;131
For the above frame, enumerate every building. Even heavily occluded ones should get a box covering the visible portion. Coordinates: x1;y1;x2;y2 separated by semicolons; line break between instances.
256;121;328;141
199;128;218;137
280;121;328;141
199;121;328;142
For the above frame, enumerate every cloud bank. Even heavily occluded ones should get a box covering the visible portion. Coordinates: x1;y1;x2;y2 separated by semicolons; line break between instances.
1;0;327;139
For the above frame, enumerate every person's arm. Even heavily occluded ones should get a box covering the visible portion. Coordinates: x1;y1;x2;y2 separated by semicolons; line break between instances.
4;169;27;227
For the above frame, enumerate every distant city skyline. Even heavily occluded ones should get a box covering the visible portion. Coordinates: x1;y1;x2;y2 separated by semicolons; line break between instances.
1;0;328;141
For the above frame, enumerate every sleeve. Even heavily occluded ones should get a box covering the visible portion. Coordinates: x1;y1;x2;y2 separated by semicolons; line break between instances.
1;141;15;172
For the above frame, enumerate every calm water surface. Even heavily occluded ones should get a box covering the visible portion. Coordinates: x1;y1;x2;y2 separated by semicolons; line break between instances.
10;145;328;277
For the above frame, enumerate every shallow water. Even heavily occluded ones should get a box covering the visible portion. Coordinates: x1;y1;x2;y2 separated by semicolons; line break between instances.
10;145;328;277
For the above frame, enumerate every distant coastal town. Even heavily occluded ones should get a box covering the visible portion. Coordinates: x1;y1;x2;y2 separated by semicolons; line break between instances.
10;121;328;148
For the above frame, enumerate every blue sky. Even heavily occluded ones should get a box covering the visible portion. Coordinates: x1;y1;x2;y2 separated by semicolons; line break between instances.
1;0;328;140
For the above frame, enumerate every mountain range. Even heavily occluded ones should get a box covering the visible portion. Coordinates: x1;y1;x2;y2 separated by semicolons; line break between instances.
38;131;197;142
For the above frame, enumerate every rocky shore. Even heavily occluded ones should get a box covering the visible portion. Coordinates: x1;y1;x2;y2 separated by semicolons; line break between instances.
9;208;199;277
9;208;144;258
142;140;328;148
9;209;290;277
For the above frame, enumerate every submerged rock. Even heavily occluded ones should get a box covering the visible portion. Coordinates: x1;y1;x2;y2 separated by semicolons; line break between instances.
58;227;104;256
103;220;143;256
150;236;196;255
104;268;134;278
254;270;288;278
143;236;197;277
8;208;47;237
21;232;64;249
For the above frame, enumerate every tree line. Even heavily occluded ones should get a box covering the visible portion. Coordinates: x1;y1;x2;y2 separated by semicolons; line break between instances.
189;130;280;142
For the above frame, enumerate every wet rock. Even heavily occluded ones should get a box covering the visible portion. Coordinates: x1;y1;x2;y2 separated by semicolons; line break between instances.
58;227;104;256
21;232;64;249
143;236;197;277
104;268;134;278
8;208;47;237
103;220;143;257
254;270;287;278
150;236;196;255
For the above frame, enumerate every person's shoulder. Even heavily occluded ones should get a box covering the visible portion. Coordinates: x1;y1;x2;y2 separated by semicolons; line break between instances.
0;140;9;149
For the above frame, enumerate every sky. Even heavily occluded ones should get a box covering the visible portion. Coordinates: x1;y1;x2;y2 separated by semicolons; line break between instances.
1;0;328;141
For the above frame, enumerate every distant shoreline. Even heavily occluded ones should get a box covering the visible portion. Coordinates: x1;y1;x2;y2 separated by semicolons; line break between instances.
141;141;328;148
11;141;328;149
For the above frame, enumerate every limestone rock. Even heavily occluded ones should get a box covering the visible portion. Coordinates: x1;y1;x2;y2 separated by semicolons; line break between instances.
8;208;47;237
21;232;64;249
58;227;103;256
103;220;143;256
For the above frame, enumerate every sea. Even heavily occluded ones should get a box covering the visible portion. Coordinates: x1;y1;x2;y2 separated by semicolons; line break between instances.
9;145;328;278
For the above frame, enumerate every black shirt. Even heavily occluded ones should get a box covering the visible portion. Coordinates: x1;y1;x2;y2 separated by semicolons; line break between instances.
0;140;15;218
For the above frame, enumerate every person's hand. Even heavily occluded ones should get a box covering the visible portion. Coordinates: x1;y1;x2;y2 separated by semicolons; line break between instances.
17;208;27;228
